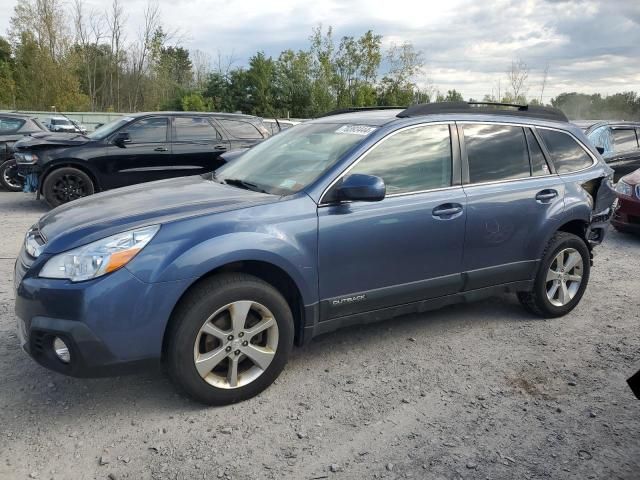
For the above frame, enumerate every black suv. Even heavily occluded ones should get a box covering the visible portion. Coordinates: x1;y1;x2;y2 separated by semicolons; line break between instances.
14;112;270;207
0;113;48;191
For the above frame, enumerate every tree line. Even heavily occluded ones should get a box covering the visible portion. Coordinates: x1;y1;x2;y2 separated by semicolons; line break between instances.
1;0;639;120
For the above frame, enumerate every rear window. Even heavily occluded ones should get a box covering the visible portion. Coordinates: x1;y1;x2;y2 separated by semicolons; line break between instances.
174;117;221;142
612;128;638;152
218;119;263;139
539;129;593;174
0;117;25;134
464;124;530;183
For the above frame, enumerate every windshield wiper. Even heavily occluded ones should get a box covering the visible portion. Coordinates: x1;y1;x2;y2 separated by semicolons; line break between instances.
222;178;269;194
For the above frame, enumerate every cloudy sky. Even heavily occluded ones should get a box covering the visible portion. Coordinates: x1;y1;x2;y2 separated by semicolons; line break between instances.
1;0;638;100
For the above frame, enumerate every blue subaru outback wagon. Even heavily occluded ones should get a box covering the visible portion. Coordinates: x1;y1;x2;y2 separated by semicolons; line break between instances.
15;102;616;404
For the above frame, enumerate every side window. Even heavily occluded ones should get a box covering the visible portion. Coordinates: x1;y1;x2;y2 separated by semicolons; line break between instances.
464;124;530;183
525;128;550;176
125;117;168;144
587;126;614;155
218;119;263;140
612;128;638;152
539;129;593;174
350;124;452;195
174;117;221;142
0;117;26;134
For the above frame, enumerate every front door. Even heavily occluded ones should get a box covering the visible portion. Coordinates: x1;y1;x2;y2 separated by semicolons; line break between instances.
605;127;640;181
100;116;171;189
317;123;467;321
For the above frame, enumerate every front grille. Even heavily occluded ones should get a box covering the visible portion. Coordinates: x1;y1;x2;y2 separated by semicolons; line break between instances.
32;331;46;355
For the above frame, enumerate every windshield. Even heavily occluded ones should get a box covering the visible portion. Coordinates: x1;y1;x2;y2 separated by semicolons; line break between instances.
88;116;133;140
52;119;72;125
215;122;377;195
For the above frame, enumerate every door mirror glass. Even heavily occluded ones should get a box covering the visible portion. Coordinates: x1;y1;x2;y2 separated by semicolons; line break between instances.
114;131;130;147
335;174;385;202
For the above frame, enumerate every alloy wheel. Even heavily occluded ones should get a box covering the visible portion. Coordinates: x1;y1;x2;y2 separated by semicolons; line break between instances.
545;247;583;307
2;162;23;190
193;300;279;389
51;174;89;202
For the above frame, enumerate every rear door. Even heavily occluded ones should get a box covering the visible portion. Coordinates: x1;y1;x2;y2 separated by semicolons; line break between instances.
215;118;266;151
100;116;171;188
171;116;230;174
460;123;565;289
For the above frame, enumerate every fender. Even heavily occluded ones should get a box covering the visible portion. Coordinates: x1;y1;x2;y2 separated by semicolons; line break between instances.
40;159;102;192
129;230;319;307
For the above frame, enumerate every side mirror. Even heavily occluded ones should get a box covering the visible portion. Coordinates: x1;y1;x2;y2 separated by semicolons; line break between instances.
335;174;385;202
596;146;605;155
113;132;131;147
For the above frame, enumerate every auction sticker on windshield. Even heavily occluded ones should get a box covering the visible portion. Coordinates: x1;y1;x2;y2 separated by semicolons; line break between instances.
335;125;377;135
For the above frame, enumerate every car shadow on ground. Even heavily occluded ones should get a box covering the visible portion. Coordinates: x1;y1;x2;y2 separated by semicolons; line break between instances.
0;293;534;420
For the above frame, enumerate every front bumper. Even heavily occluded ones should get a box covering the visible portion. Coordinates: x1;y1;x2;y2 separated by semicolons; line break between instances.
15;253;193;377
611;197;640;233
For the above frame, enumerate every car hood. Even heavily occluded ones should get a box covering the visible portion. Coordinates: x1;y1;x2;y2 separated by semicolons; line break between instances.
14;131;90;150
37;176;279;254
621;168;640;186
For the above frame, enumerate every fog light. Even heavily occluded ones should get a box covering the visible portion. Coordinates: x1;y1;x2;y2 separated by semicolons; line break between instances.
53;337;71;364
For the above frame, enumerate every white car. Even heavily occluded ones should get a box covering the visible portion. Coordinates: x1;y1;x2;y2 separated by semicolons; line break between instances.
46;117;77;133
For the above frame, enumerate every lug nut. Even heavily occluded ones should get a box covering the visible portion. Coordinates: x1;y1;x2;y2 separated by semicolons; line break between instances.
238;332;244;338
225;346;232;352
227;334;234;341
242;341;248;346
234;350;241;356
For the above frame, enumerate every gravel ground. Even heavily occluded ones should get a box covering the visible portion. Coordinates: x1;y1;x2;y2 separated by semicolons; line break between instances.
0;190;639;480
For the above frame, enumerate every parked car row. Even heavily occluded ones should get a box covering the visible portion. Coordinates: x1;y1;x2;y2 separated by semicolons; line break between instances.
13;102;617;405
12;112;271;206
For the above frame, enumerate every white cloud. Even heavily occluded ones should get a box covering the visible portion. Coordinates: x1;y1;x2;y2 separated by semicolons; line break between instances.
0;0;638;99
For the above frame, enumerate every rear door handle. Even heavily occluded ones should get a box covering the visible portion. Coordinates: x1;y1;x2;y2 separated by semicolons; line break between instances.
535;189;558;202
213;145;227;151
432;203;463;219
154;146;168;152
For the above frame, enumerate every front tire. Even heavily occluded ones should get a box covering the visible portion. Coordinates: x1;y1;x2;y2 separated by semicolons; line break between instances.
166;273;294;405
518;232;590;318
42;167;95;208
0;159;24;192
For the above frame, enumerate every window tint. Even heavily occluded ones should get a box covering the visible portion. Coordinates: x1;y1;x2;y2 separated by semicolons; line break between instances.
525;128;550;176
612;128;638;152
539;129;592;174
125;117;168;143
464;124;530;183
350;124;452;195
218;119;263;139
0;117;25;134
174;117;221;142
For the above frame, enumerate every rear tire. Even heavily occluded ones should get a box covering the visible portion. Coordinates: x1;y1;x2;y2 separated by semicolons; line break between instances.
166;273;294;405
42;167;95;208
0;159;23;192
518;232;590;318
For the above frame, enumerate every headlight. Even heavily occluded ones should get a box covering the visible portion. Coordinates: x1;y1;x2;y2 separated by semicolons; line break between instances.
615;180;632;197
39;225;160;282
15;152;39;164
636;185;640;199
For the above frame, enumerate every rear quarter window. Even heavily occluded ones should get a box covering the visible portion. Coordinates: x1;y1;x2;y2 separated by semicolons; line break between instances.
0;117;26;134
538;129;593;174
218;119;263;140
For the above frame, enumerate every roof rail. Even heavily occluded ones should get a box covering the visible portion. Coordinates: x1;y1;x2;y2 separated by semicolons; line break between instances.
319;106;405;117
397;102;569;123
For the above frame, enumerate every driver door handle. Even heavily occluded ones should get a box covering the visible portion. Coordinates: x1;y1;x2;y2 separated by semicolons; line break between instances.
154;146;168;152
432;203;463;219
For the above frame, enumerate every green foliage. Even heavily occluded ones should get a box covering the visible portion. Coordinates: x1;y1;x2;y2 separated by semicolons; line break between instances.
181;92;207;111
